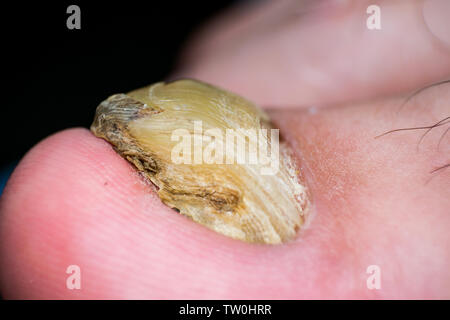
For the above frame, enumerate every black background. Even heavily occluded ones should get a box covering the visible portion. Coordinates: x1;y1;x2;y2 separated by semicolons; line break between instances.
2;1;233;168
0;299;443;316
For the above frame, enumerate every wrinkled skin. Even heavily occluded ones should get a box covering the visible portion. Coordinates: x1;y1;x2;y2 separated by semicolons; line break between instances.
1;0;449;298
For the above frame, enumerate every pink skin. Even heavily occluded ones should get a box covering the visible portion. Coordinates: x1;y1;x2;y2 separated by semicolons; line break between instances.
1;0;449;299
176;0;450;107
